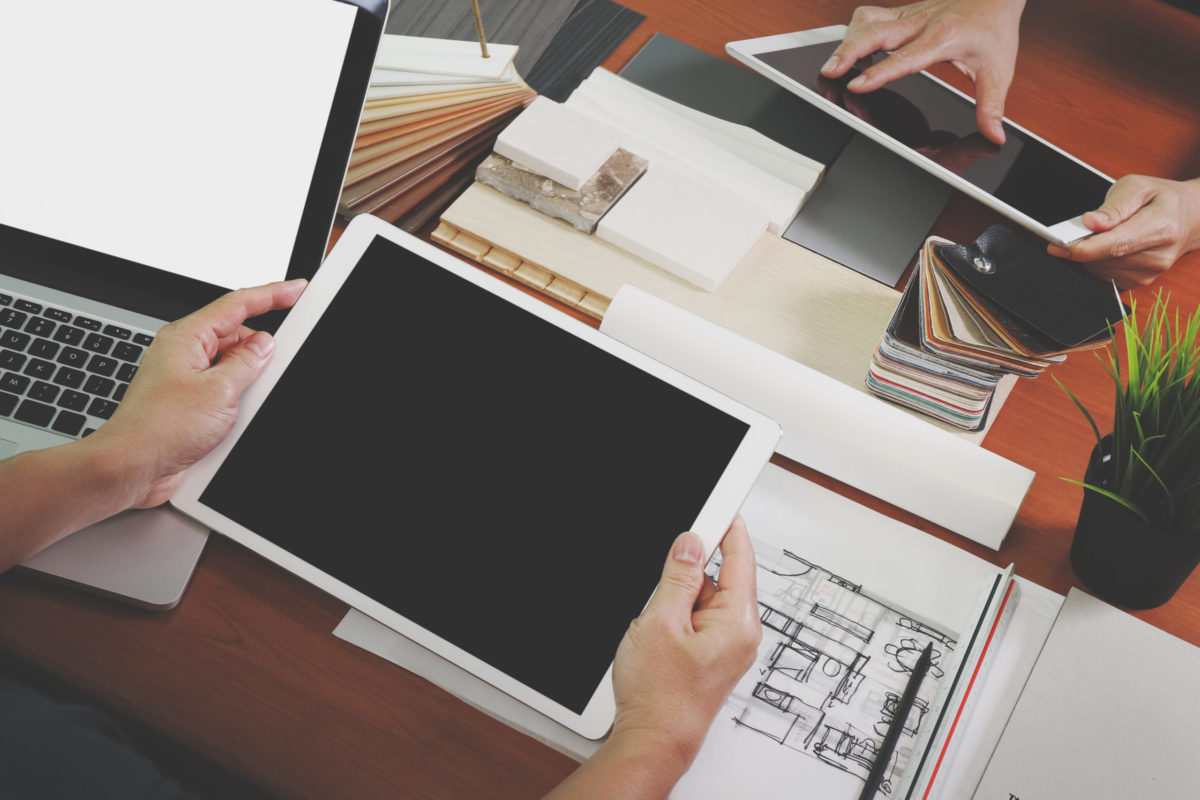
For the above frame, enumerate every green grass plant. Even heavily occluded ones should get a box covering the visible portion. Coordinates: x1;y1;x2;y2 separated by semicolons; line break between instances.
1055;291;1200;536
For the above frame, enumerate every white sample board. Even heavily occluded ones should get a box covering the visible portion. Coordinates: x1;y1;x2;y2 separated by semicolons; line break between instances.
494;95;621;190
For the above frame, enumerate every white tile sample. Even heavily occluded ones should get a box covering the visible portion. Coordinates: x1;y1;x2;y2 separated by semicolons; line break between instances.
565;68;824;234
493;95;621;191
373;34;517;80
596;163;769;291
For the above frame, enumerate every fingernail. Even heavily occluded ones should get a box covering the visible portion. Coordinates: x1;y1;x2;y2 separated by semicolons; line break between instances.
672;532;704;565
821;55;839;74
245;331;274;358
847;74;865;90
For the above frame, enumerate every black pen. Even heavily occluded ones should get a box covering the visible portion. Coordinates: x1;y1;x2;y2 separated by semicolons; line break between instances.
857;642;934;800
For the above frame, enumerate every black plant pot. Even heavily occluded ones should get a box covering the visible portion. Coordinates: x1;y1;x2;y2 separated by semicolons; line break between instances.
1069;436;1200;609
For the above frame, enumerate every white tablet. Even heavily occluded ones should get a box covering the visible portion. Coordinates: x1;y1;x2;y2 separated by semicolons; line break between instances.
727;26;1114;244
172;214;780;739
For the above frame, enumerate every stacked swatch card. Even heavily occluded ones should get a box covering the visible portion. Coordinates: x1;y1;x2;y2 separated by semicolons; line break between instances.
867;225;1126;430
338;35;536;224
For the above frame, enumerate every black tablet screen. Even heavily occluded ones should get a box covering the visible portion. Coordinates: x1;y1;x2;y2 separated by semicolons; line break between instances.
757;42;1112;227
200;236;751;714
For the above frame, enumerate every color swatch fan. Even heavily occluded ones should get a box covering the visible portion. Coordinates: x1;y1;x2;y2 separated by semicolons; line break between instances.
338;35;536;224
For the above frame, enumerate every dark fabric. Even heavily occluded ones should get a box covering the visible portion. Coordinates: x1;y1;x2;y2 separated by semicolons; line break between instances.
0;676;203;800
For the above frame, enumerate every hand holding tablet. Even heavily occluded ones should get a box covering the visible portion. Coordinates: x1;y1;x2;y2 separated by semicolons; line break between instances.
172;214;779;739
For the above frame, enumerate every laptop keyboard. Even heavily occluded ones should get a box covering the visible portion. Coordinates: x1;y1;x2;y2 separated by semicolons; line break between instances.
0;290;155;440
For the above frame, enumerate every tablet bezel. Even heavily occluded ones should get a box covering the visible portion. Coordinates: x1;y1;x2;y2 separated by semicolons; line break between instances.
172;213;781;739
726;26;1112;245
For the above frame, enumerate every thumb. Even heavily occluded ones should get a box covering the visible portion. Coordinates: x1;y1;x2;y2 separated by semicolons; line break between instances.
1085;178;1154;232
210;330;275;395
643;532;707;628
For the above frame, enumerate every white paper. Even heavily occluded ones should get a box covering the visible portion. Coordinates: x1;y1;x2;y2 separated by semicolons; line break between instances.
599;286;1034;548
974;588;1200;800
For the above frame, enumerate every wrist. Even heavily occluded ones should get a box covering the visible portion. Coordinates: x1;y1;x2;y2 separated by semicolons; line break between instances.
78;426;161;512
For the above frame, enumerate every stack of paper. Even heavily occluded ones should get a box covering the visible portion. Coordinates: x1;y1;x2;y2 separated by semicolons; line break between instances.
868;235;1111;430
338;35;536;223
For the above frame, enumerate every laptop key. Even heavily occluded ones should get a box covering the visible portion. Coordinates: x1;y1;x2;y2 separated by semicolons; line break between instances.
83;375;115;397
74;316;101;331
58;389;89;411
1;330;30;350
0;309;27;328
113;382;128;402
83;332;114;354
51;410;87;437
116;362;138;382
28;339;59;359
0;391;16;416
56;347;88;368
0;372;30;394
112;341;143;362
87;354;118;377
14;299;42;314
0;294;10;306
0;349;25;370
133;332;155;347
43;308;72;323
24;317;55;337
22;358;55;380
103;324;132;340
29;380;58;403
53;325;84;345
53;366;85;388
87;397;118;419
15;398;55;427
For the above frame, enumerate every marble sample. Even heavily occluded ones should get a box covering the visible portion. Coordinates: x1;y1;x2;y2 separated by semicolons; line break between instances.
596;163;769;292
474;149;646;233
493;95;621;190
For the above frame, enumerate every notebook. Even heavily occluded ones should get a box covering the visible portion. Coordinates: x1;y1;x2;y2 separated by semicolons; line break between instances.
0;0;386;608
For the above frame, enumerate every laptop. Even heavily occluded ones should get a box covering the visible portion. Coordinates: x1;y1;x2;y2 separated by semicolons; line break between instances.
0;0;386;609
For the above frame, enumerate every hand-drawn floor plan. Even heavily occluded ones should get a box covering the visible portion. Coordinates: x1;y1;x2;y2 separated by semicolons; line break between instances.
708;539;958;798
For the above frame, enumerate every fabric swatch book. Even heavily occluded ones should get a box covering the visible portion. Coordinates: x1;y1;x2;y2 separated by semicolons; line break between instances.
868;225;1128;430
337;35;535;225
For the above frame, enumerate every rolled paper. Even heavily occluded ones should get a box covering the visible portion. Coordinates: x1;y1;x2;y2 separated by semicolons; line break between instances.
599;285;1033;548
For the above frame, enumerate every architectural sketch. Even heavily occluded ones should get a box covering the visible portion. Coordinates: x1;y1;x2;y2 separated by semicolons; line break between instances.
709;541;957;797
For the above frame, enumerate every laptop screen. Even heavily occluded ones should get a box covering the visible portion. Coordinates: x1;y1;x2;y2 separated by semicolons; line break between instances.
0;0;383;323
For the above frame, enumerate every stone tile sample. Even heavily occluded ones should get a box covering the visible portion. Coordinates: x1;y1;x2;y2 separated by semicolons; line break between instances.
475;149;647;233
493;95;621;190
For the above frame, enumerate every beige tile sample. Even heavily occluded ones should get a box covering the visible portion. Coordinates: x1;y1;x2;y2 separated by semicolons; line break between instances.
596;163;768;291
493;95;622;191
373;34;517;80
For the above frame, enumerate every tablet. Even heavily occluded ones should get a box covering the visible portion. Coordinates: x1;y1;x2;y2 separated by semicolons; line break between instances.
172;214;780;739
727;27;1114;245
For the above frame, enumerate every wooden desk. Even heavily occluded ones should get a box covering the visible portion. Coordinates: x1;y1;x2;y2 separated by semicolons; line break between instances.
3;1;1199;797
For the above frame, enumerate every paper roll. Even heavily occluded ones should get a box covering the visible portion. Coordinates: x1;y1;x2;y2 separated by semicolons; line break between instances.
599;286;1033;548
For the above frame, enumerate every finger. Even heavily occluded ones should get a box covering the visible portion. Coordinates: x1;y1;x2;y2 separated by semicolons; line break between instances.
1083;178;1157;232
1058;215;1170;263
177;279;307;342
207;330;277;395
973;70;1012;145
696;574;719;609
823;7;908;77
713;517;757;607
642;531;708;630
846;36;942;93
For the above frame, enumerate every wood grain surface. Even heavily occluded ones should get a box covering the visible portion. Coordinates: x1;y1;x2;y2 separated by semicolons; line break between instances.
3;1;1199;797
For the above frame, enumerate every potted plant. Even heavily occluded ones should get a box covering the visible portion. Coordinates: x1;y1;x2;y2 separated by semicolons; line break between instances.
1055;291;1200;609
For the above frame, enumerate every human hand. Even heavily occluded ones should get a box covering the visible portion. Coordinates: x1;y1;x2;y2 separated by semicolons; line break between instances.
608;518;762;773
91;279;306;509
1047;176;1200;288
820;0;1026;145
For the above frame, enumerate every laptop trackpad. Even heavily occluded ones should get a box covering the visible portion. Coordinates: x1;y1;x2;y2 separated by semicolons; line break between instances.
20;506;209;611
0;438;19;459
